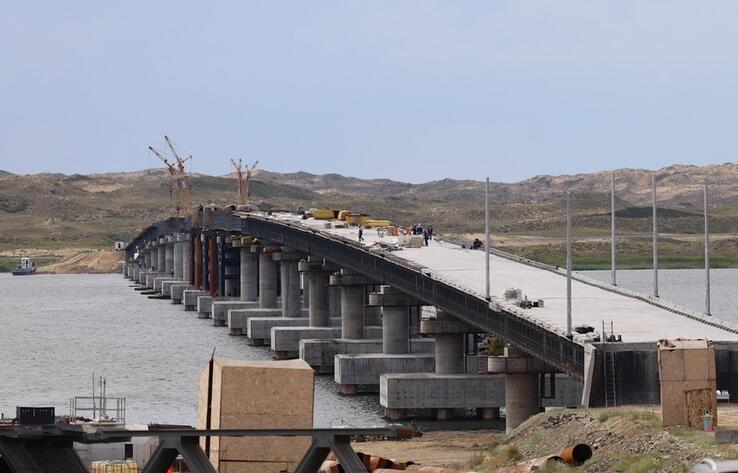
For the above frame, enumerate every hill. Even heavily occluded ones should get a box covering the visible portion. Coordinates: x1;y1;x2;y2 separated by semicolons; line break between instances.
2;163;738;270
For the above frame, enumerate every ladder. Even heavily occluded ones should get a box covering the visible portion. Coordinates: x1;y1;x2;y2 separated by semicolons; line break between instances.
604;351;617;407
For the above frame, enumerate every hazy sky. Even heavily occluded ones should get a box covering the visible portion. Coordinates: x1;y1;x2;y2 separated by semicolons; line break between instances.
2;1;738;183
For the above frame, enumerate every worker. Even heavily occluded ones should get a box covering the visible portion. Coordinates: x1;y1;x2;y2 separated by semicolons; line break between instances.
427;224;433;240
472;238;483;249
358;225;364;242
423;229;429;246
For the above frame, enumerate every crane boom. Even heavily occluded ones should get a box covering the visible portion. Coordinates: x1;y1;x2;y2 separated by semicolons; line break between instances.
162;136;192;215
149;146;177;210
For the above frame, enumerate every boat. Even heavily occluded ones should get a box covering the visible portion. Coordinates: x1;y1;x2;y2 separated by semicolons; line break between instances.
11;256;36;276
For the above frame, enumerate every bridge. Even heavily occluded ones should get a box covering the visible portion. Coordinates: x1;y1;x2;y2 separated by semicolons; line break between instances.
124;206;738;433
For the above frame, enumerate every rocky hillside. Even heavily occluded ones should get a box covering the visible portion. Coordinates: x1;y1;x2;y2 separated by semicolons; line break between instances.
1;163;738;252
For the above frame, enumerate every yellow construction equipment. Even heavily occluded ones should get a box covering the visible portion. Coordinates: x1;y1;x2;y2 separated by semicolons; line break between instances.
313;208;335;220
164;135;192;214
230;158;259;206
148;145;178;212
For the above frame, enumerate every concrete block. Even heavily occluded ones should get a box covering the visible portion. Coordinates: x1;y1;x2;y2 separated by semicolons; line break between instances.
246;313;333;343
271;326;383;356
170;284;194;304
183;289;208;311
153;277;177;292
227;308;284;336
211;301;262;326
300;338;434;373
161;280;186;296
198;357;313;472
335;353;436;389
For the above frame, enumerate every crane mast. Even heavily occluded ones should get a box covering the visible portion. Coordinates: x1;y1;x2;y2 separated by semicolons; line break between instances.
163;135;192;214
230;159;258;206
149;146;178;211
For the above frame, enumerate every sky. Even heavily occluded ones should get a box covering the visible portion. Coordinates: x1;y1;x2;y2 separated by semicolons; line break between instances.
1;1;738;183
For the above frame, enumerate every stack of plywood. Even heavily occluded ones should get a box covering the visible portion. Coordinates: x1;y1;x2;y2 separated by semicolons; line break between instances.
658;339;717;428
198;358;314;472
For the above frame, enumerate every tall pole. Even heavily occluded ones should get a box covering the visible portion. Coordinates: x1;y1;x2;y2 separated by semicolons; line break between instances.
485;177;491;300
652;173;659;298
611;171;616;286
566;190;572;337
705;183;711;316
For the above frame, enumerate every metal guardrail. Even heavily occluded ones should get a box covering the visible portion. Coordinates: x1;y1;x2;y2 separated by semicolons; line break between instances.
242;215;585;377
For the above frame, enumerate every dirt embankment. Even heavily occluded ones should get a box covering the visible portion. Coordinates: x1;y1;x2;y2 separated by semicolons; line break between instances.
355;406;738;472
41;250;122;274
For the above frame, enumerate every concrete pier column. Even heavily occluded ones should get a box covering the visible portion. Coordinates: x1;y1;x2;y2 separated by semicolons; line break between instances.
369;285;420;355
434;333;465;374
329;284;341;320
157;238;166;272
144;247;152;271
165;236;174;276
183;234;191;283
488;346;545;433
274;248;305;317
258;251;278;308
299;257;335;327
331;269;372;339
173;234;184;280
240;244;258;301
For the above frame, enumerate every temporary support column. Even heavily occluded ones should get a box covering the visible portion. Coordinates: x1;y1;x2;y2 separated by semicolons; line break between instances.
258;248;278;308
208;234;218;297
273;248;305;317
331;269;372;339
201;234;209;291
194;233;203;288
173;234;184;280
223;241;239;297
165;235;175;276
299;257;332;327
488;346;545;433
239;242;258;301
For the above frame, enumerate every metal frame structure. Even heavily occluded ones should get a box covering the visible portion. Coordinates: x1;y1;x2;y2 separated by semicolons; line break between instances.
0;425;394;473
242;215;585;377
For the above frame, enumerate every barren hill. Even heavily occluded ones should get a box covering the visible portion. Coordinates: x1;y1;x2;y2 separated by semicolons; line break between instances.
2;164;738;270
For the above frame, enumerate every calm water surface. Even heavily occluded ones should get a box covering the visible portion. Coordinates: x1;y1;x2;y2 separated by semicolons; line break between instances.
584;268;738;322
0;274;385;426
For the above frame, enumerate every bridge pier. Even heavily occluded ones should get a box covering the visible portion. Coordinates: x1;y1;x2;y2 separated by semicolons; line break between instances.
488;347;546;433
334;285;434;392
271;257;342;359
299;270;380;374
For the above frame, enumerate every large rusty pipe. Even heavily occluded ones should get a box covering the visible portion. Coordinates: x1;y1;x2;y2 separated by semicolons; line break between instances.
560;444;592;465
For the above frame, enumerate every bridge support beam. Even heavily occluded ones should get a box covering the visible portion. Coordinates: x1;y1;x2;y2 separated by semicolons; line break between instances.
173;234;184;280
158;238;166;273
274;248;306;318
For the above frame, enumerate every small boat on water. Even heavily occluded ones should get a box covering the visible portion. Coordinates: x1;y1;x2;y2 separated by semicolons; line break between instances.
11;256;36;276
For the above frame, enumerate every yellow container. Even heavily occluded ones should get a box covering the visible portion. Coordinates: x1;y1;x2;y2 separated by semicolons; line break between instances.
365;219;392;228
313;208;335;220
346;213;370;226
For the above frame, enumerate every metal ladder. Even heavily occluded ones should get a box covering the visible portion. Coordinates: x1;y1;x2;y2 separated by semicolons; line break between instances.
604;351;617;407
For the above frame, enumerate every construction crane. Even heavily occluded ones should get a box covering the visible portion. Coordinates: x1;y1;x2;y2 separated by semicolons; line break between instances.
148;146;178;211
163;135;192;214
230;158;259;206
